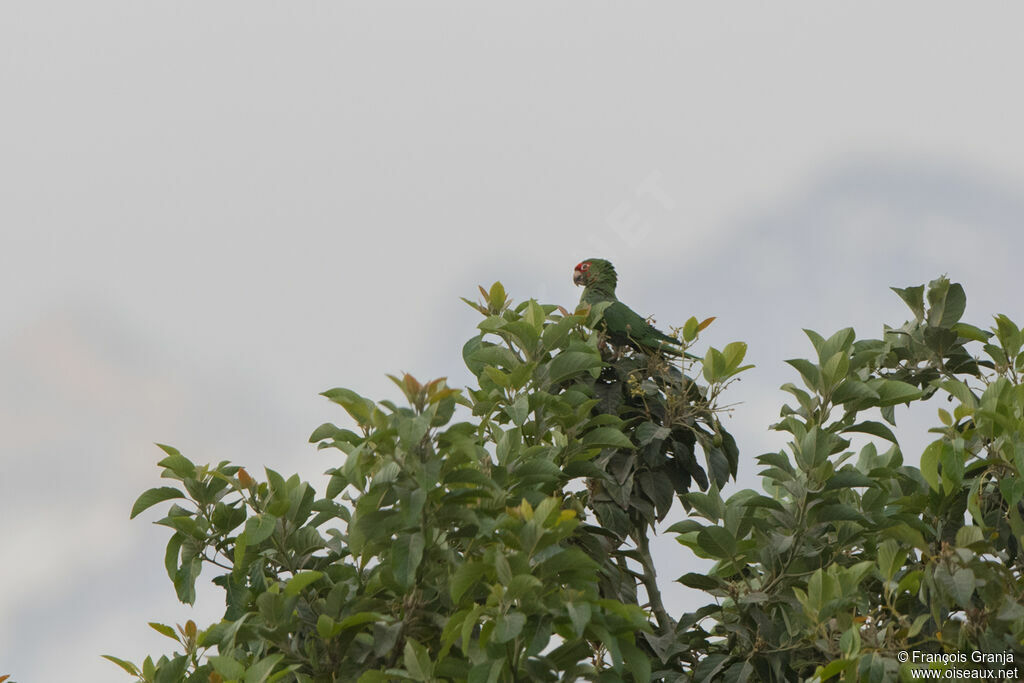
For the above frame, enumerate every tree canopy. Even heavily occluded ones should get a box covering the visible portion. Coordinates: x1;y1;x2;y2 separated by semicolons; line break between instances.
108;277;1024;682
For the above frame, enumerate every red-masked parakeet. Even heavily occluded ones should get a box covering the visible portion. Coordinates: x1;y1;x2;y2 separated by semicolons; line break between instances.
573;258;686;357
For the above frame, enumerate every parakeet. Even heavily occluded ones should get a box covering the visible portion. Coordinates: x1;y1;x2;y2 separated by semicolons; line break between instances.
572;258;686;357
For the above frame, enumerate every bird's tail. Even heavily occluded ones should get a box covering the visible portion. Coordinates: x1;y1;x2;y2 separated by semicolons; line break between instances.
654;340;700;361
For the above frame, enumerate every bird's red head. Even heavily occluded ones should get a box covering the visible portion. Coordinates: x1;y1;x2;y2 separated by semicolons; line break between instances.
572;260;592;286
573;258;615;290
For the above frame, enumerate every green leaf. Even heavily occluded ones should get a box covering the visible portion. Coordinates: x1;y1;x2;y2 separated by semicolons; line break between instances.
547;350;601;385
101;655;140;677
703;347;728;383
451;561;487;602
924;326;958;356
393;532;425;590
469;343;520;370
678;572;724;590
316;614;338;639
994;313;1022;357
468;658;505;683
874;379;922;406
308;422;342;442
840;626;861;658
154;654;189;683
321;387;375;425
919;440;942;492
927;278;966;327
163;533;182;581
505;320;540;351
697;526;737;559
683;484;725;522
209;656;246;680
154;511;201;539
636;421;670;446
819;327;855;360
622;639;652;683
404;639;432;681
493;552;512;585
582;426;633;450
842;421;898;444
739;494;786;511
478;314;507;334
566;601;591;637
173;556;202;605
156;444;195;478
940;379;978;409
483;365;511;389
682;316;699;342
996;601;1024;622
508;393;529;427
824;469;875;489
786;358;822;392
955;525;984;548
694;654;729;680
264;467;287;495
821;351;850;388
147;622;179;642
831;379;880;405
337;611;386;630
232;529;249;575
284;570;323;596
891;285;925;321
816;504;864;523
130;487;185;519
537;547;597;579
1000;477;1024;508
944;567;976;608
803;328;826;355
815;658;852;682
505;574;542;601
541;315;578;351
357;672;393;683
244;514;278;545
722;341;748;372
908;614;930;637
244;654;284;683
795;427;835;470
493;611;526;643
441;609;470;655
666;519;705;534
488;281;507;309
952;321;989;342
445;468;499;490
525;300;546;328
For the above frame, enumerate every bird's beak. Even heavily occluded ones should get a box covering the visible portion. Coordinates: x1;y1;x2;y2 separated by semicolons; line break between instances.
572;269;583;286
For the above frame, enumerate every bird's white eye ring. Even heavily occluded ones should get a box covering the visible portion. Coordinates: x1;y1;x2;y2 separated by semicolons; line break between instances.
581;263;589;271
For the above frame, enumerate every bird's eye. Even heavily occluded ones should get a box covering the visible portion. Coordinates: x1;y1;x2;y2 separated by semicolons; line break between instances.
581;263;589;271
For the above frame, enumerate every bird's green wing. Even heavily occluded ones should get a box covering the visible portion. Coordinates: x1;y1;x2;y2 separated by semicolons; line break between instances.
603;302;681;351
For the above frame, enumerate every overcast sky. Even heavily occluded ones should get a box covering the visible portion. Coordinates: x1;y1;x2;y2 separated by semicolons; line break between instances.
3;4;1024;681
